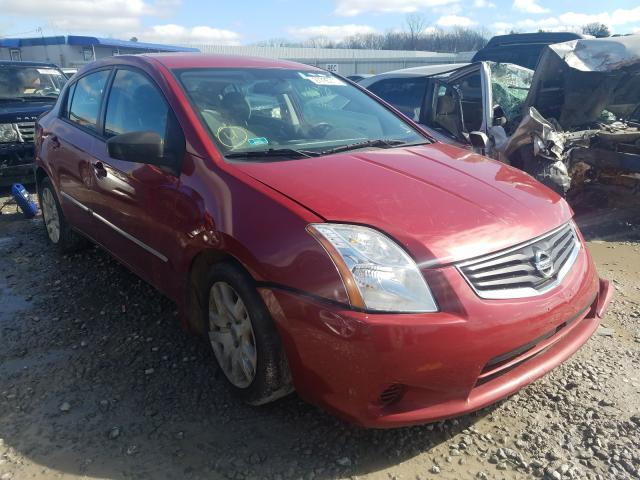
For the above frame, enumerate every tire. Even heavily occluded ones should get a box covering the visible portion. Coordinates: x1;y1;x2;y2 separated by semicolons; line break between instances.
203;262;293;405
39;177;88;253
520;153;571;197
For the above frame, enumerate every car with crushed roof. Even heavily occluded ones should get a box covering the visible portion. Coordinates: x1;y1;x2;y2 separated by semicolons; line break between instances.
360;36;640;200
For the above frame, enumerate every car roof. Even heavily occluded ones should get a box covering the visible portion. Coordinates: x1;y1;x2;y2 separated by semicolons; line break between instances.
358;63;469;86
483;32;584;48
0;60;62;69
83;53;324;71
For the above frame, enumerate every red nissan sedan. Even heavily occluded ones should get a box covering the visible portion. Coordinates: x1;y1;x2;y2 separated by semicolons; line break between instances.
34;54;613;428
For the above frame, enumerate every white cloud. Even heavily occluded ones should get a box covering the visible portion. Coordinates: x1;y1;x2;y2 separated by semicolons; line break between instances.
432;3;463;14
138;24;241;45
0;0;153;18
436;15;476;27
334;0;457;17
491;21;513;34
288;24;377;42
508;6;640;34
0;0;241;45
473;0;496;8
513;0;549;15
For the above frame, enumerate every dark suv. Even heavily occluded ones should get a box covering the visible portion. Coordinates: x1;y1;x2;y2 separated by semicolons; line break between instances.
0;61;67;186
472;32;584;70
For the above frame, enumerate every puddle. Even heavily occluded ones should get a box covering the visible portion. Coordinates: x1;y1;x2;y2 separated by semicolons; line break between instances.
0;348;72;375
0;280;30;321
0;235;31;324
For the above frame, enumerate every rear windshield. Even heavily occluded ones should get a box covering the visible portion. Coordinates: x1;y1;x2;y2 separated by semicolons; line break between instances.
175;68;428;159
0;65;66;100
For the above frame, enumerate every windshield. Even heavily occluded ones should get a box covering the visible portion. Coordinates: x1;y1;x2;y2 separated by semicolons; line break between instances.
489;62;534;128
175;68;429;159
0;65;66;100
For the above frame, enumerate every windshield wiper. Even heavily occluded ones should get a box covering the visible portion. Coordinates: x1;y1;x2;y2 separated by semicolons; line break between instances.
225;147;320;159
0;97;25;102
318;138;420;156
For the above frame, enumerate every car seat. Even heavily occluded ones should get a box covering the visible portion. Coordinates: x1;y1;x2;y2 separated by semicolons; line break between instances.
220;91;251;126
435;95;462;140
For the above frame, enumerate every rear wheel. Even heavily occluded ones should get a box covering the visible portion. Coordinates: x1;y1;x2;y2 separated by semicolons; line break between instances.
204;262;293;405
39;177;88;253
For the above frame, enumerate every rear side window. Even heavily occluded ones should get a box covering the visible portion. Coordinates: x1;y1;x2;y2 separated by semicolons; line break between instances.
367;77;427;121
68;70;110;131
104;69;168;139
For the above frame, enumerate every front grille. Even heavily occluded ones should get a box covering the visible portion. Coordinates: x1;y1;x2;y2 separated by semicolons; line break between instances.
475;299;592;386
17;122;36;143
457;222;580;299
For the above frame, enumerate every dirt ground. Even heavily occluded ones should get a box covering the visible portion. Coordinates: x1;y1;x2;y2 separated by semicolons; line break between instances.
0;190;639;480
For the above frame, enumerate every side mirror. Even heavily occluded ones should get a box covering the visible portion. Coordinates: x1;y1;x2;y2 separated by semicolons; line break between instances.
107;131;164;163
493;104;507;126
469;131;490;154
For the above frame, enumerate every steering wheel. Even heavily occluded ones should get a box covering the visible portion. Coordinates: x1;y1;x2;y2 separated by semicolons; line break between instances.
308;122;334;138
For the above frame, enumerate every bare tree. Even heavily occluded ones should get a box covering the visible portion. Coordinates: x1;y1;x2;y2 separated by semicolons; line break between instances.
303;36;335;49
406;13;427;50
582;23;611;38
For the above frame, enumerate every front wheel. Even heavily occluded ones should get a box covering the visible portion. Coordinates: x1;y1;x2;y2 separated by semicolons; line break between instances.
204;263;293;405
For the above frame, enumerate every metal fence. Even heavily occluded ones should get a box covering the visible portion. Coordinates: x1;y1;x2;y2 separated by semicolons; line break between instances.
181;45;474;76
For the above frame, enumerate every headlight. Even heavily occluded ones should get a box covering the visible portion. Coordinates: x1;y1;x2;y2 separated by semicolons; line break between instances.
0;123;19;143
308;223;438;313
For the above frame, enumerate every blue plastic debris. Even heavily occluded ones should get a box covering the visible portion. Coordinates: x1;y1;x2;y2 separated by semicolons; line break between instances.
11;183;39;219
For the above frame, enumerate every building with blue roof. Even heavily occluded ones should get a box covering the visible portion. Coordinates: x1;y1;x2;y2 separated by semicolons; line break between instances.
0;35;199;67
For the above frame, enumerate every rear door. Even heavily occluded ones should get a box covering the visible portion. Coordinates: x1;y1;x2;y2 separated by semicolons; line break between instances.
365;75;428;122
82;67;182;292
44;68;112;234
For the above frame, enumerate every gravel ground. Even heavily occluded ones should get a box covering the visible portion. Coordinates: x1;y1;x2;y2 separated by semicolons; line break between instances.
0;191;639;480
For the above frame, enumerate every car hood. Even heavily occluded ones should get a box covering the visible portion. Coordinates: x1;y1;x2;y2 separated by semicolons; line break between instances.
524;36;640;129
234;143;573;265
0;100;54;123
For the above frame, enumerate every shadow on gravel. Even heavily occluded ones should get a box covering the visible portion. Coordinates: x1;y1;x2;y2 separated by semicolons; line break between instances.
0;204;499;480
572;188;640;242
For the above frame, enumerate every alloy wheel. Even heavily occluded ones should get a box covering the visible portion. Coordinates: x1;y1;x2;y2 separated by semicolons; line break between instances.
208;281;257;388
41;188;60;243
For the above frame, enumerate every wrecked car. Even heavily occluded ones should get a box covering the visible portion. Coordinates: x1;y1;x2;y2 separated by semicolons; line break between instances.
360;35;640;198
0;61;66;186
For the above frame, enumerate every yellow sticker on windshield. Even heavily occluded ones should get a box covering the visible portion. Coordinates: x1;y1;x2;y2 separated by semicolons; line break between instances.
216;126;248;148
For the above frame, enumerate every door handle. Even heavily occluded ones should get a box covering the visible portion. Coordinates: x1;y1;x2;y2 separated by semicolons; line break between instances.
92;161;107;178
48;134;60;149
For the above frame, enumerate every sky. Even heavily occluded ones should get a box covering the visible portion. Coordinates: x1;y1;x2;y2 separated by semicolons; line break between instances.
1;0;640;46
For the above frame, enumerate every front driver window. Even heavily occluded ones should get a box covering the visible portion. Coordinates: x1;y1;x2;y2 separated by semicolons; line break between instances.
104;69;169;143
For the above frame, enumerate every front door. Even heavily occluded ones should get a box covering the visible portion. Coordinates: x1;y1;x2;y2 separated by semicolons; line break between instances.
423;64;491;148
83;68;183;293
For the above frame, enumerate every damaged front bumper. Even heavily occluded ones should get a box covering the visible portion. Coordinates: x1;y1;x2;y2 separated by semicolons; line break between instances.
492;107;640;199
0;142;35;187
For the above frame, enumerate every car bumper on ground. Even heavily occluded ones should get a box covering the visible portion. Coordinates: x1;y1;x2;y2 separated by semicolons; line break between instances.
0;143;35;186
259;244;612;428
